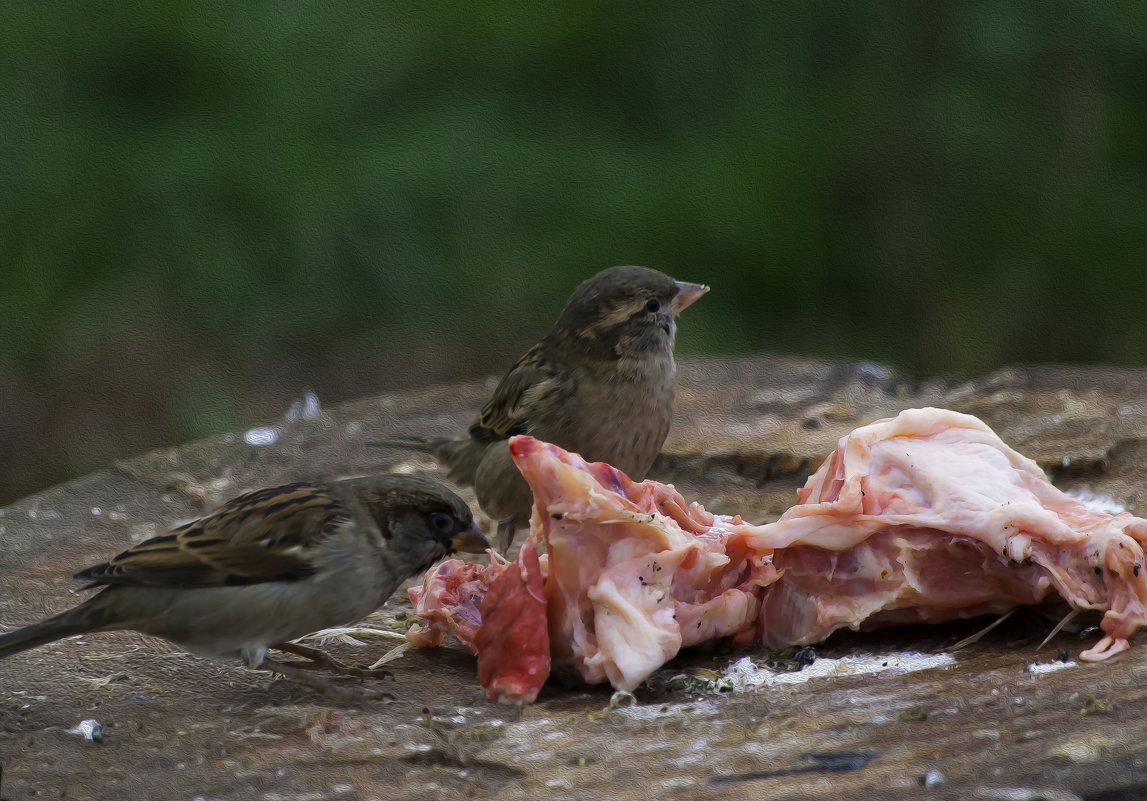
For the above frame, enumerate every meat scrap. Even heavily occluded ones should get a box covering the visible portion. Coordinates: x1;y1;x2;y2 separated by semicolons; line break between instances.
406;408;1147;700
406;442;775;699
475;540;550;704
750;408;1147;661
407;558;504;652
510;435;779;693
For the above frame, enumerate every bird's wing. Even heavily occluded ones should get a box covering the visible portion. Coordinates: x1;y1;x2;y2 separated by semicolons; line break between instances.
76;483;352;587
468;344;572;443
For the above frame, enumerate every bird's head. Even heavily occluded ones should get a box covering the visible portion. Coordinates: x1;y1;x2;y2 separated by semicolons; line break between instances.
550;266;708;360
348;476;488;572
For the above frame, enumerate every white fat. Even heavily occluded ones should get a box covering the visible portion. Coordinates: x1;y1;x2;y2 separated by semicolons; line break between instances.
1026;660;1077;675
1065;487;1127;516
721;652;955;690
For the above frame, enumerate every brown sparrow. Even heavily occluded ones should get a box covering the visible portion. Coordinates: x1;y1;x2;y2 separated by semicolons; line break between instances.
0;475;488;700
378;265;708;550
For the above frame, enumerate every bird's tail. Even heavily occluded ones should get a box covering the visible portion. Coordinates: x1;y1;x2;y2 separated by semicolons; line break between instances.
371;436;486;487
370;435;443;455
0;602;112;659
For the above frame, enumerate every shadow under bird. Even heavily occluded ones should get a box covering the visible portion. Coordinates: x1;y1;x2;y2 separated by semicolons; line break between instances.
376;265;708;551
0;475;488;700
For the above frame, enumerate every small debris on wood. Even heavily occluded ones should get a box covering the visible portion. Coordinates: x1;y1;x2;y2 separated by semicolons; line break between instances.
900;705;930;722
66;719;104;743
922;768;946;787
1081;696;1112;715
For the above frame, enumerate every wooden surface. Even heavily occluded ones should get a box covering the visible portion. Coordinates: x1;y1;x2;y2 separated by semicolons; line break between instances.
2;355;1147;800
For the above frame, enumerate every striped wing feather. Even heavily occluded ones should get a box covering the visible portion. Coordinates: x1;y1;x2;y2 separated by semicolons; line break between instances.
469;345;570;443
75;482;350;587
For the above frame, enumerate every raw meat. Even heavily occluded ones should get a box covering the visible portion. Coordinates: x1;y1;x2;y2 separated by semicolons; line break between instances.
407;558;503;652
509;435;778;692
405;440;776;698
406;407;1147;700
747;408;1147;661
475;540;550;704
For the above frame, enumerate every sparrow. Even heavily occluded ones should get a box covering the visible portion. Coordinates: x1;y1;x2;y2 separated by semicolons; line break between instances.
377;265;708;551
0;475;488;700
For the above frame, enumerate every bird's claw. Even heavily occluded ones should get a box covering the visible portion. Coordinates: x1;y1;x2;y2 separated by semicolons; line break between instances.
260;655;396;703
271;641;393;680
323;657;395;681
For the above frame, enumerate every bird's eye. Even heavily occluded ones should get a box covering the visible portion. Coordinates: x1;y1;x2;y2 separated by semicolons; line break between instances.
644;297;661;313
429;513;456;534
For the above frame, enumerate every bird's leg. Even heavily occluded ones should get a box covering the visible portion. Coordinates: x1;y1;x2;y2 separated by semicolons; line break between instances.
271;641;394;680
258;654;395;702
496;516;518;554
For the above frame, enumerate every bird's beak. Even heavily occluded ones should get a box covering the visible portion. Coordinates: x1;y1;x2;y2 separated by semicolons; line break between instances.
450;525;491;555
671;281;709;313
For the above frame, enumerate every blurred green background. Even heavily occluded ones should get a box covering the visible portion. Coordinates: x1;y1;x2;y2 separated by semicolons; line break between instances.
2;2;1145;505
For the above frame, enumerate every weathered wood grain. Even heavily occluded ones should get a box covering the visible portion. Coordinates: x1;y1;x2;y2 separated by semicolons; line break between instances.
2;355;1146;800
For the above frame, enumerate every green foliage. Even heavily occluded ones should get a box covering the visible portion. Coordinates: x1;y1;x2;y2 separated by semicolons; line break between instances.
1;2;1146;501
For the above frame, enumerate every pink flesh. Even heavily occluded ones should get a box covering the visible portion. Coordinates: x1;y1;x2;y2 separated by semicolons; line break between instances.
407;407;1147;700
509;435;777;691
475;540;550;704
407;558;503;653
747;408;1147;661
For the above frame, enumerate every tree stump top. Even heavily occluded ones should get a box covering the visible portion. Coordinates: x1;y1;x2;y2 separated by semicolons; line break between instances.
4;355;1147;800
